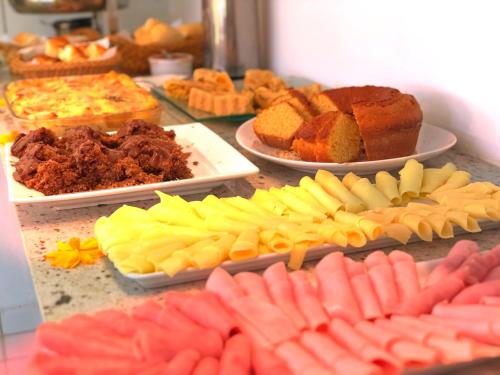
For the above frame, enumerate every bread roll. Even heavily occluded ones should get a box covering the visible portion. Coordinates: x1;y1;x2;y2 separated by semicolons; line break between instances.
13;32;40;46
177;22;203;39
45;37;69;59
150;23;183;45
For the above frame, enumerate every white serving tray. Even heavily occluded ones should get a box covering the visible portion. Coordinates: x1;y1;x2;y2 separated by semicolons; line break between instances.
125;220;500;289
3;123;259;210
236;119;457;175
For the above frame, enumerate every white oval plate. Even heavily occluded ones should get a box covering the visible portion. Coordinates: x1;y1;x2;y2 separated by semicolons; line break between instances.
236;118;457;175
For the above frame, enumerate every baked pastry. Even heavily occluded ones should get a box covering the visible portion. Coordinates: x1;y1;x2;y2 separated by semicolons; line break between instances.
188;88;253;116
13;32;40;47
193;68;235;92
253;102;307;149
84;43;107;59
243;69;287;92
310;86;422;160
58;45;86;62
44;37;69;59
164;79;218;101
134;18;183;45
292;111;361;162
177;23;203;39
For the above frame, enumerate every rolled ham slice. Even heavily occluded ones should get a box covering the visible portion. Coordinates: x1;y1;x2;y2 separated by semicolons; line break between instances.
484;265;500;281
192;357;219;375
229;295;299;346
395;274;465;316
253;349;292;375
424;240;478;286
390;315;459;340
164;349;201;375
232;312;273;350
355;320;438;367
263;262;308;331
452;279;500;304
388;250;420;303
300;330;381;375
275;341;329;375
314;252;362;323
132;301;223;358
375;318;475;363
452;247;500;286
364;251;399;315
206;267;245;304
345;258;383;320
421;314;500;346
234;272;272;303
219;334;252;375
433;303;500;321
289;271;329;331
163;291;238;339
329;319;402;375
481;296;500;306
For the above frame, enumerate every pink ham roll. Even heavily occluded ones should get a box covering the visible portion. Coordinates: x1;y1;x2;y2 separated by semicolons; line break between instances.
232;313;273;350
206;267;245;304
395;274;465;316
164;349;201;375
433;302;500;321
388;250;420;303
29;352;149;375
452;279;500;304
192;357;219;375
390;315;459;340
234;272;272;303
355;320;438;367
275;341;330;375
375;318;475;364
484;265;500;281
229;296;299;346
452;248;500;286
219;334;252;375
424;240;479;287
132;301;223;358
289;271;329;331
481;296;500;305
421;314;500;346
300;330;381;375
36;322;134;360
329;319;402;375
314;252;362;323
163;291;238;339
262;262;308;331
253;349;292;375
345;258;383;320
365;251;399;315
92;309;143;337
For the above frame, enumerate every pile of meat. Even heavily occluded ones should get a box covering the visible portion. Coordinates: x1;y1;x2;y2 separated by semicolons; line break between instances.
29;240;500;374
11;120;193;195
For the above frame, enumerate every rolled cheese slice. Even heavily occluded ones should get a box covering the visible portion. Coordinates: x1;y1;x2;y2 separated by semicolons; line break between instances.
445;210;481;232
158;250;191;276
270;187;327;221
299;176;344;215
396;213;433;241
315;170;365;213
398;159;424;199
251;189;288;216
342;172;362;190
375;171;402;204
425;213;454;239
229;230;259;261
430;170;471;195
420;162;457;195
350;178;392;210
383;223;413;244
282;185;328;214
334;211;382;241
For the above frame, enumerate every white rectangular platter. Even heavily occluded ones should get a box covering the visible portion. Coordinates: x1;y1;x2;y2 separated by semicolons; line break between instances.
125;220;500;288
3;123;259;210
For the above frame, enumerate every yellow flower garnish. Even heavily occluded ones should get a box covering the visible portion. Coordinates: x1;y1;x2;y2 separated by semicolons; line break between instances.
45;237;103;269
0;130;19;145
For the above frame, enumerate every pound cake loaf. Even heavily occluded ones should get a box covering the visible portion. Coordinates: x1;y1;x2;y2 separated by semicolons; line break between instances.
309;85;422;160
188;88;253;116
293;111;361;162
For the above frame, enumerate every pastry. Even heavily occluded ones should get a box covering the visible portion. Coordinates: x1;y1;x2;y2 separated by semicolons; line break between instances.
13;32;40;47
243;69;287;92
134;18;183;45
58;45;86;62
193;68;235;92
44;37;69;59
177;22;203;39
83;43;107;59
188;88;253;116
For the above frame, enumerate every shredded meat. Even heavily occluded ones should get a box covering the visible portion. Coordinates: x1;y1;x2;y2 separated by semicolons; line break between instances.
11;120;193;195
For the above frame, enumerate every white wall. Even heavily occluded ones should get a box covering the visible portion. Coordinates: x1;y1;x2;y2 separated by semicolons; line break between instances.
266;0;500;166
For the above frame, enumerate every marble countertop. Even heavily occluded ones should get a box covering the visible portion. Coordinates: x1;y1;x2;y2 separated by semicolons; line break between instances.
3;76;500;372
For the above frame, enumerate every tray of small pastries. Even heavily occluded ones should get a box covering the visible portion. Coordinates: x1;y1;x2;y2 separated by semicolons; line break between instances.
153;68;321;121
4;71;161;136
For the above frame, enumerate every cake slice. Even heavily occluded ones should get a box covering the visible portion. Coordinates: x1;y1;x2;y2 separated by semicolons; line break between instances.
292;111;361;162
213;92;254;116
271;89;317;121
193;68;235;92
188;87;215;112
253;102;307;149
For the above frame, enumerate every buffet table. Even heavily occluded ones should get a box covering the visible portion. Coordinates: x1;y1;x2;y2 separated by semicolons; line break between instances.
2;74;500;373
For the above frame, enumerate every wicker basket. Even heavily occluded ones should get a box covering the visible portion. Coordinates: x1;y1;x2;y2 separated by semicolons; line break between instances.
0;42;21;62
109;34;203;75
8;50;121;79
